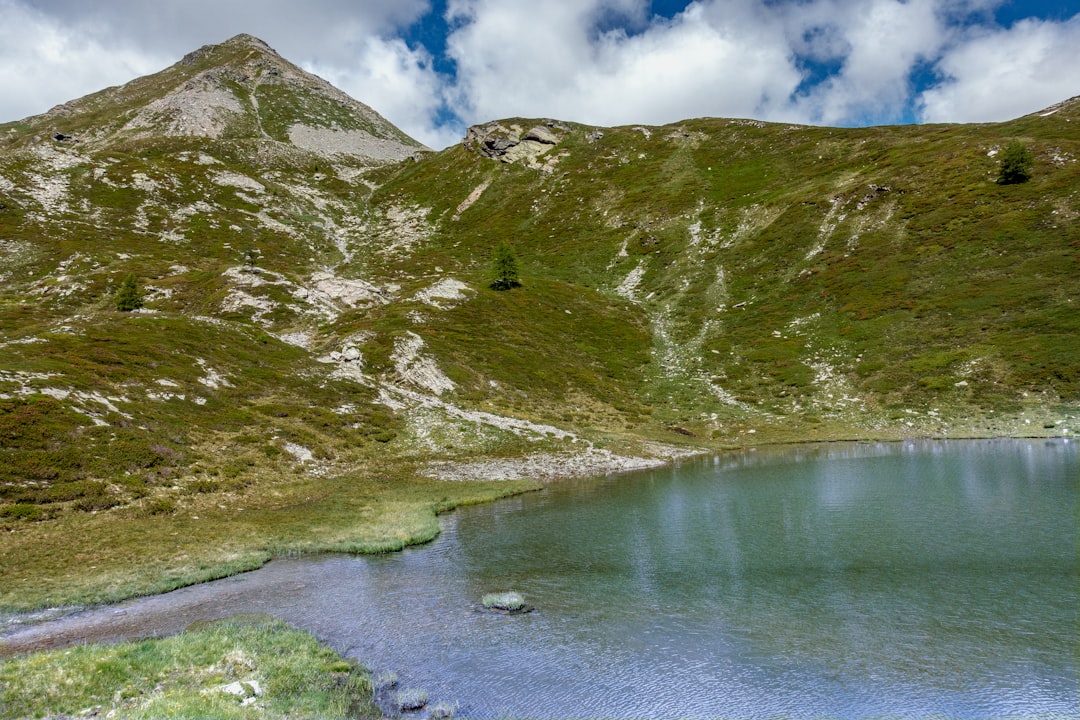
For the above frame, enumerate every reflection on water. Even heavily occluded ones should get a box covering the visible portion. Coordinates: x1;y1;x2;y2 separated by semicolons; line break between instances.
4;439;1077;719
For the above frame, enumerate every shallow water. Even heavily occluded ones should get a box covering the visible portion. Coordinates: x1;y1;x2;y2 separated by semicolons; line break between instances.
5;439;1077;718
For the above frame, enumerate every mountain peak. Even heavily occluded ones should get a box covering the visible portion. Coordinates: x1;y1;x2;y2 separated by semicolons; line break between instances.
6;33;428;161
179;33;280;68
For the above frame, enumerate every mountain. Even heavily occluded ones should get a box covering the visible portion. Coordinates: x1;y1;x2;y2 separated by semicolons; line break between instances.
4;33;426;160
0;35;1077;609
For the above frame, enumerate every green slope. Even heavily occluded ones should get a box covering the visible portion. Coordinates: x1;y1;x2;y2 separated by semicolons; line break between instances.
0;36;1076;610
366;109;1079;437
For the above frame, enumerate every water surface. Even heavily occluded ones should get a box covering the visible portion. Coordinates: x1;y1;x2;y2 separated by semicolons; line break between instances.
5;439;1077;718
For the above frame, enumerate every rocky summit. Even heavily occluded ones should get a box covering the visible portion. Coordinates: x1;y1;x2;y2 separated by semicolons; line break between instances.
15;33;426;162
0;35;1077;602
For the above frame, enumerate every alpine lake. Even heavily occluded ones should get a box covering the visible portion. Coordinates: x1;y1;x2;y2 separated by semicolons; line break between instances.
5;438;1077;719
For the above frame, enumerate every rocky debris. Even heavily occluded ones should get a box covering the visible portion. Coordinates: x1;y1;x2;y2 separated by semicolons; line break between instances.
452;180;491;220
615;260;647;301
380;383;579;443
328;344;363;365
463;121;567;171
210;171;265;194
196;358;232;389
392;332;456;395
283;441;314;464
378;205;433;257
424;447;668;482
25;144;84;216
122;73;245;139
309;271;393;309
287;125;424;162
413;278;474;309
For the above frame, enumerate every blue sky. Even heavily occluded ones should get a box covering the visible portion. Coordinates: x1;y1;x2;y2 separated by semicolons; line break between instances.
2;0;1079;148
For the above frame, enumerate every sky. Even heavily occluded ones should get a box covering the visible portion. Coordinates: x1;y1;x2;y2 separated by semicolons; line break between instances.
1;0;1079;149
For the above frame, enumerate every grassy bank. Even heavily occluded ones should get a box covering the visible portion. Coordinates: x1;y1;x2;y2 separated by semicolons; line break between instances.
0;615;378;719
0;469;537;614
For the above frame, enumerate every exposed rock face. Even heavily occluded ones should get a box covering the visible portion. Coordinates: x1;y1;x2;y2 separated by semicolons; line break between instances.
463;121;567;171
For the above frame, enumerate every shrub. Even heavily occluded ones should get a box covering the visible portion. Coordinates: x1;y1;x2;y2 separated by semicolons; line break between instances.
490;242;520;290
115;273;144;311
0;503;49;521
144;497;176;516
997;141;1033;185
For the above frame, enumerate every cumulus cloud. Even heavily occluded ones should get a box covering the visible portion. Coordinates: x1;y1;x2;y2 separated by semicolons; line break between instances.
0;0;167;121
918;14;1080;122
17;0;429;63
439;0;1046;132
444;0;802;127
780;0;953;125
306;39;456;149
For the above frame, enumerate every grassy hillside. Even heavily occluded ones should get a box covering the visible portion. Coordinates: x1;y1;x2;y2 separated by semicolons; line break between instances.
0;34;1076;611
366;108;1079;439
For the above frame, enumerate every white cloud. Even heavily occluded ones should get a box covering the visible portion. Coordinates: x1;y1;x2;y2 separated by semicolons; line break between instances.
306;38;457;149
918;14;1080;123
781;0;951;125
16;0;430;63
0;0;167;122
444;0;802;127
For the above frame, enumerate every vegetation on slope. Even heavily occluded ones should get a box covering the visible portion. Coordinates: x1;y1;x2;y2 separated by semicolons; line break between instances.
368;110;1079;437
0;34;1076;616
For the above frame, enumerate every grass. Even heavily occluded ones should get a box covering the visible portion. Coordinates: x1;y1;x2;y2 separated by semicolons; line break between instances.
0;471;537;612
0;615;378;719
429;700;457;718
394;687;429;712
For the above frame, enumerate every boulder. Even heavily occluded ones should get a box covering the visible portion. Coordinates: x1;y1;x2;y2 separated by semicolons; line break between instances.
462;121;565;169
525;125;558;145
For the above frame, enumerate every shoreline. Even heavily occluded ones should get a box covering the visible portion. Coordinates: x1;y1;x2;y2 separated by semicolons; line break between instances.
1;434;1075;718
2;431;1072;650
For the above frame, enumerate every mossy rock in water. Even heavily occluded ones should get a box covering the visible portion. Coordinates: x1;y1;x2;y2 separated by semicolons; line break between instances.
395;687;428;712
482;591;529;613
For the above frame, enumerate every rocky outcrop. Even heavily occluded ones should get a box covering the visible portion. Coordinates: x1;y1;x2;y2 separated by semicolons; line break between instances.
463;121;567;171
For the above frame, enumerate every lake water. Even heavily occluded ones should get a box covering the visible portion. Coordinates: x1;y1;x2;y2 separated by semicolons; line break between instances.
4;439;1077;718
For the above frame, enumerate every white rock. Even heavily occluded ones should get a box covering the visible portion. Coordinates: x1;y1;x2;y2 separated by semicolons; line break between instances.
221;680;262;697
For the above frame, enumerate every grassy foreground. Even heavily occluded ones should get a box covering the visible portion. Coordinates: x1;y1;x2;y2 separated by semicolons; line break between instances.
0;615;378;719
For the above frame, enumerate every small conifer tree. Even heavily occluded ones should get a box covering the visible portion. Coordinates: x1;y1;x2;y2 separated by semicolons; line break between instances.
997;141;1033;185
490;242;520;290
115;273;144;311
